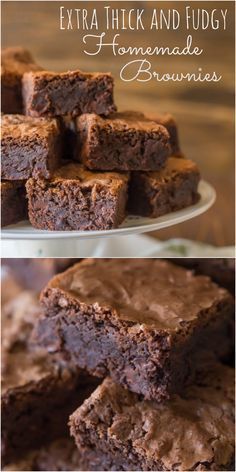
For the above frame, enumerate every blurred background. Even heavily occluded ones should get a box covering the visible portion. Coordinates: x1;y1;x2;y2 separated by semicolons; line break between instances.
2;1;235;247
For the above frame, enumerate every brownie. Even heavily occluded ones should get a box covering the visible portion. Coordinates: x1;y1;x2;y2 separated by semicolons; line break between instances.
171;258;235;295
128;157;200;217
1;180;28;227
26;163;129;231
1;114;62;180
151;112;182;156
70;359;235;471
1;47;42;114
22;69;116;118
2;258;80;291
1;290;98;465
38;259;234;402
76;111;171;171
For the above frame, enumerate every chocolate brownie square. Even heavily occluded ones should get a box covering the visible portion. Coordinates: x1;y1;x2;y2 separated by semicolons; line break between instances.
151;112;182;156
70;360;235;471
38;259;234;402
1;290;98;465
76;111;171;171
1;47;42;114
128;157;200;217
26;163;129;231
22;70;116;118
2;258;80;291
1;180;28;227
1;114;62;180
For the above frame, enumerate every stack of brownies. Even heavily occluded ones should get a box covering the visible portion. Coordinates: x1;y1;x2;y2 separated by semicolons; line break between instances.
2;258;235;471
1;47;200;230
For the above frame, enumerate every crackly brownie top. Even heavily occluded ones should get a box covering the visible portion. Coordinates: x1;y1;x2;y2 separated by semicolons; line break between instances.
1;291;78;394
45;259;233;331
1;114;60;140
1;291;53;392
23;69;113;83
1;47;42;75
78;110;171;135
150;112;177;128
41;163;129;186
71;360;234;471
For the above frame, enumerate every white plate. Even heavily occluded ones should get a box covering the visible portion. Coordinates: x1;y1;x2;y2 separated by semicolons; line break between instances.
1;180;215;241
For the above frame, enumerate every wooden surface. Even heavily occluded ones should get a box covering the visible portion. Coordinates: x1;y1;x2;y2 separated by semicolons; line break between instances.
2;1;235;246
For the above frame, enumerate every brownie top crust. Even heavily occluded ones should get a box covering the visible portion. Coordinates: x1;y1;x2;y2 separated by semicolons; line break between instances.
79;110;171;134
70;360;234;471
23;69;113;81
152;112;177;128
40;162;129;187
42;259;233;331
1;47;42;76
2;340;54;394
2;291;53;392
1;291;78;394
145;157;199;178
2;291;41;352
1;114;60;140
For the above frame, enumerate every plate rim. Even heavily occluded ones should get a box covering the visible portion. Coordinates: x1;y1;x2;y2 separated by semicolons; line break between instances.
1;180;216;241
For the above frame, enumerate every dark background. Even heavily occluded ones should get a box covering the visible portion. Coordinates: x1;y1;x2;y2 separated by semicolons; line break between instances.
2;1;235;246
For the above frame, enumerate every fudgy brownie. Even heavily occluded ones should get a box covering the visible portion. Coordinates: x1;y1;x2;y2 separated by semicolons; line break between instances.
151;112;182;156
1;114;62;180
1;47;42;114
22;70;116;117
3;258;80;291
70;359;235;471
76;111;171;171
39;259;234;402
1;290;98;465
1;180;28;227
171;258;235;295
26;163;129;231
128;157;200;217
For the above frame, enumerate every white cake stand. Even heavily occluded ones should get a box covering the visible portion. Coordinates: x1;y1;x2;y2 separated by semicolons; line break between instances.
1;180;216;257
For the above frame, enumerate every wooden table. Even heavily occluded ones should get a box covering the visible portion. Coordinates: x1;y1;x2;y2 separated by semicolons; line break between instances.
2;1;234;246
